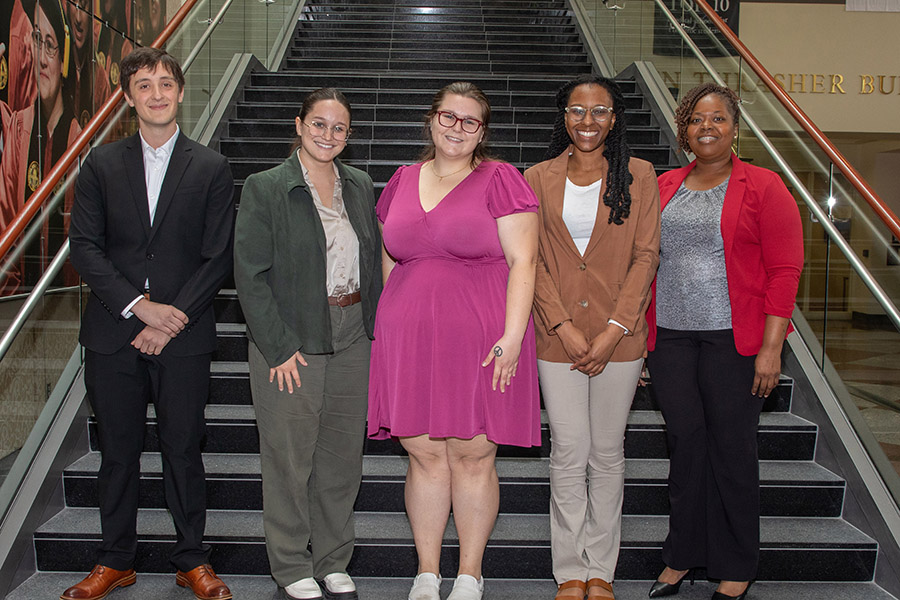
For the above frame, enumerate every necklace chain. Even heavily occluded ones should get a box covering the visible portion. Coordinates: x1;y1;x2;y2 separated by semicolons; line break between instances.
430;160;470;182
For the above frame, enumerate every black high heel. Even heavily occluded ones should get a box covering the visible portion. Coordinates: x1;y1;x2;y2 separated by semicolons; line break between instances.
711;581;752;600
647;568;694;598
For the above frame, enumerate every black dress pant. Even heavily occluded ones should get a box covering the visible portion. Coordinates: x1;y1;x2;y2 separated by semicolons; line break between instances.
84;346;212;572
647;328;764;581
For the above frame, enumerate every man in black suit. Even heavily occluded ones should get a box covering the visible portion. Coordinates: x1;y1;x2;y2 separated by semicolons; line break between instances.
65;47;234;600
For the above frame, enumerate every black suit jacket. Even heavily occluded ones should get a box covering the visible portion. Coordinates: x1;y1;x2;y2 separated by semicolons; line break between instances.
70;131;235;356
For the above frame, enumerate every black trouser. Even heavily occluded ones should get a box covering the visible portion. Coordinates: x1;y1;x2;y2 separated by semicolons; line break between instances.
85;347;212;572
647;328;763;582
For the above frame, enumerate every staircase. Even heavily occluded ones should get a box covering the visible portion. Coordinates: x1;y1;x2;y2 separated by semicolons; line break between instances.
5;1;899;599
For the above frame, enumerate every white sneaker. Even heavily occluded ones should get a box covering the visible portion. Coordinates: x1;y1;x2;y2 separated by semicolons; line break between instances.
408;572;442;600
321;572;358;600
447;574;484;600
285;577;323;600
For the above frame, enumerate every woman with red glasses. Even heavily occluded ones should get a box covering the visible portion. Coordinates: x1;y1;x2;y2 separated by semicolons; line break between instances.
368;82;540;600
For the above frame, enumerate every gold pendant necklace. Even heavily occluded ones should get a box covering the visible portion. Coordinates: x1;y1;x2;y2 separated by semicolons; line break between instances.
430;160;470;182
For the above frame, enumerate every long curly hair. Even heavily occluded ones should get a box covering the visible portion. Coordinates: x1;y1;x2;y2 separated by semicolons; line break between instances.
545;75;633;225
674;83;741;153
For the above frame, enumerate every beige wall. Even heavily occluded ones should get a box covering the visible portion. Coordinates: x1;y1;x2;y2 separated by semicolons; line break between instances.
741;3;900;134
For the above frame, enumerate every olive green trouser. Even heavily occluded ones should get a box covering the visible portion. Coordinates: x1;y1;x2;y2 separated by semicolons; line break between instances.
249;303;370;587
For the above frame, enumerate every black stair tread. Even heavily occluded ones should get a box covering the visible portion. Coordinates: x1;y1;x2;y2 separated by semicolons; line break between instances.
64;452;843;488
7;574;898;600
291;39;585;51
34;509;877;549
116;404;811;431
249;72;579;84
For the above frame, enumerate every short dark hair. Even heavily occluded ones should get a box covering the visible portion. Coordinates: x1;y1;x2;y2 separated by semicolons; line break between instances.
419;81;498;168
289;88;353;155
120;47;185;97
674;83;741;153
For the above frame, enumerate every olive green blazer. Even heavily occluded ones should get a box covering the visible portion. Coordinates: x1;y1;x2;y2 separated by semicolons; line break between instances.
234;155;382;367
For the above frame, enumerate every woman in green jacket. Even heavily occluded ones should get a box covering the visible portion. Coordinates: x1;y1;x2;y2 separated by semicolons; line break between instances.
234;88;382;600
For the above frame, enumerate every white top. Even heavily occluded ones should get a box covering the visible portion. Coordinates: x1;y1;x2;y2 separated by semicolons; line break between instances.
561;176;629;335
140;127;179;226
562;177;602;256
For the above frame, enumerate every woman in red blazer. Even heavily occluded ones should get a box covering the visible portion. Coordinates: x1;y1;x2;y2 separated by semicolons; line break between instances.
645;84;803;600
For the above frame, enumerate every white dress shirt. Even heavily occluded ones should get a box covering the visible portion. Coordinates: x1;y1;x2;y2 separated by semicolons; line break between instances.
122;127;180;317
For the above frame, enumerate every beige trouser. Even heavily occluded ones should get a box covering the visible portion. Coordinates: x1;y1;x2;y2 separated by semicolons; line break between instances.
538;358;643;583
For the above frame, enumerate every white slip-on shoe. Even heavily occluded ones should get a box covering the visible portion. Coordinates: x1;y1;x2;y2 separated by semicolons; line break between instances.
284;577;323;600
408;572;442;600
447;574;484;600
320;572;358;600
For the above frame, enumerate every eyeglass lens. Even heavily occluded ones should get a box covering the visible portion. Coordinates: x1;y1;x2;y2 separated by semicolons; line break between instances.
32;30;59;57
566;106;613;121
305;121;349;140
436;111;482;134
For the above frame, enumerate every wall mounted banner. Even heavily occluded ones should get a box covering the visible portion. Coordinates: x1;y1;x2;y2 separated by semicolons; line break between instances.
846;0;900;11
653;0;741;57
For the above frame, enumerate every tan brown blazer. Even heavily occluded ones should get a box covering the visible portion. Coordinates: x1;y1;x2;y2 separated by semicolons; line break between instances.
524;148;660;363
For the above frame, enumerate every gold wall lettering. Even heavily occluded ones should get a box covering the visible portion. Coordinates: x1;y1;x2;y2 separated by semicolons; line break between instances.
773;74;846;94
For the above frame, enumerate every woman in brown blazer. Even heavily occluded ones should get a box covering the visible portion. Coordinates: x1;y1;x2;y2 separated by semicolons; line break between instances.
524;75;660;600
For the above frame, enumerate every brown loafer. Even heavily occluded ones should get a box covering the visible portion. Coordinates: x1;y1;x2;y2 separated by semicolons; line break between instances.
175;564;232;600
586;578;614;600
60;565;136;600
555;580;587;600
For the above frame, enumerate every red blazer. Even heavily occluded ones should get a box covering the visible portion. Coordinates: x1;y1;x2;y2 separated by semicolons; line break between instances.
647;153;803;356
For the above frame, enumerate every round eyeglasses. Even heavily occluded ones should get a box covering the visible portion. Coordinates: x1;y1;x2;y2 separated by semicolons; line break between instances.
302;120;351;141
32;29;60;59
565;105;614;122
435;110;484;134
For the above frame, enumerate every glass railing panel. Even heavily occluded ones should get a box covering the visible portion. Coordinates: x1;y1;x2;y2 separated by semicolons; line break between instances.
0;95;137;492
0;0;301;498
574;0;900;493
577;0;900;326
0;287;85;487
811;236;900;484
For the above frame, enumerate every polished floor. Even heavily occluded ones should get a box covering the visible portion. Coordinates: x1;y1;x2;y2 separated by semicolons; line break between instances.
806;317;900;475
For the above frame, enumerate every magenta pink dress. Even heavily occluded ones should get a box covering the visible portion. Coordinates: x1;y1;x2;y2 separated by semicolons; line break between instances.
367;161;542;447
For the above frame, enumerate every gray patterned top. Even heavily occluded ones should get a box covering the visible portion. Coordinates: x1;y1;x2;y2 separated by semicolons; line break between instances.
656;178;731;331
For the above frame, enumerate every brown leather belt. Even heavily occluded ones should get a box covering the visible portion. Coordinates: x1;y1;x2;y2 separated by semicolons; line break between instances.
327;291;361;307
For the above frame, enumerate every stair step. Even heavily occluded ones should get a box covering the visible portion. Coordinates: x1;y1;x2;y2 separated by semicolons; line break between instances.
291;39;584;53
247;72;592;93
6;574;897;600
282;58;593;73
63;453;844;517
33;509;878;581
85;406;815;460
288;48;589;64
294;30;583;44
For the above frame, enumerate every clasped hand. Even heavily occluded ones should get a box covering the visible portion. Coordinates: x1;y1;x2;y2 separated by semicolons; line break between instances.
130;299;188;355
557;321;621;377
131;298;189;337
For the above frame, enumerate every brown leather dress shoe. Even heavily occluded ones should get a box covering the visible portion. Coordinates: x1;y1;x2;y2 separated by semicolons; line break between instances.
60;565;136;600
175;564;232;600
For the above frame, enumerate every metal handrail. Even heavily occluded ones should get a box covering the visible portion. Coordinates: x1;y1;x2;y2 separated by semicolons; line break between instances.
690;0;900;242
653;0;900;333
0;0;202;267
